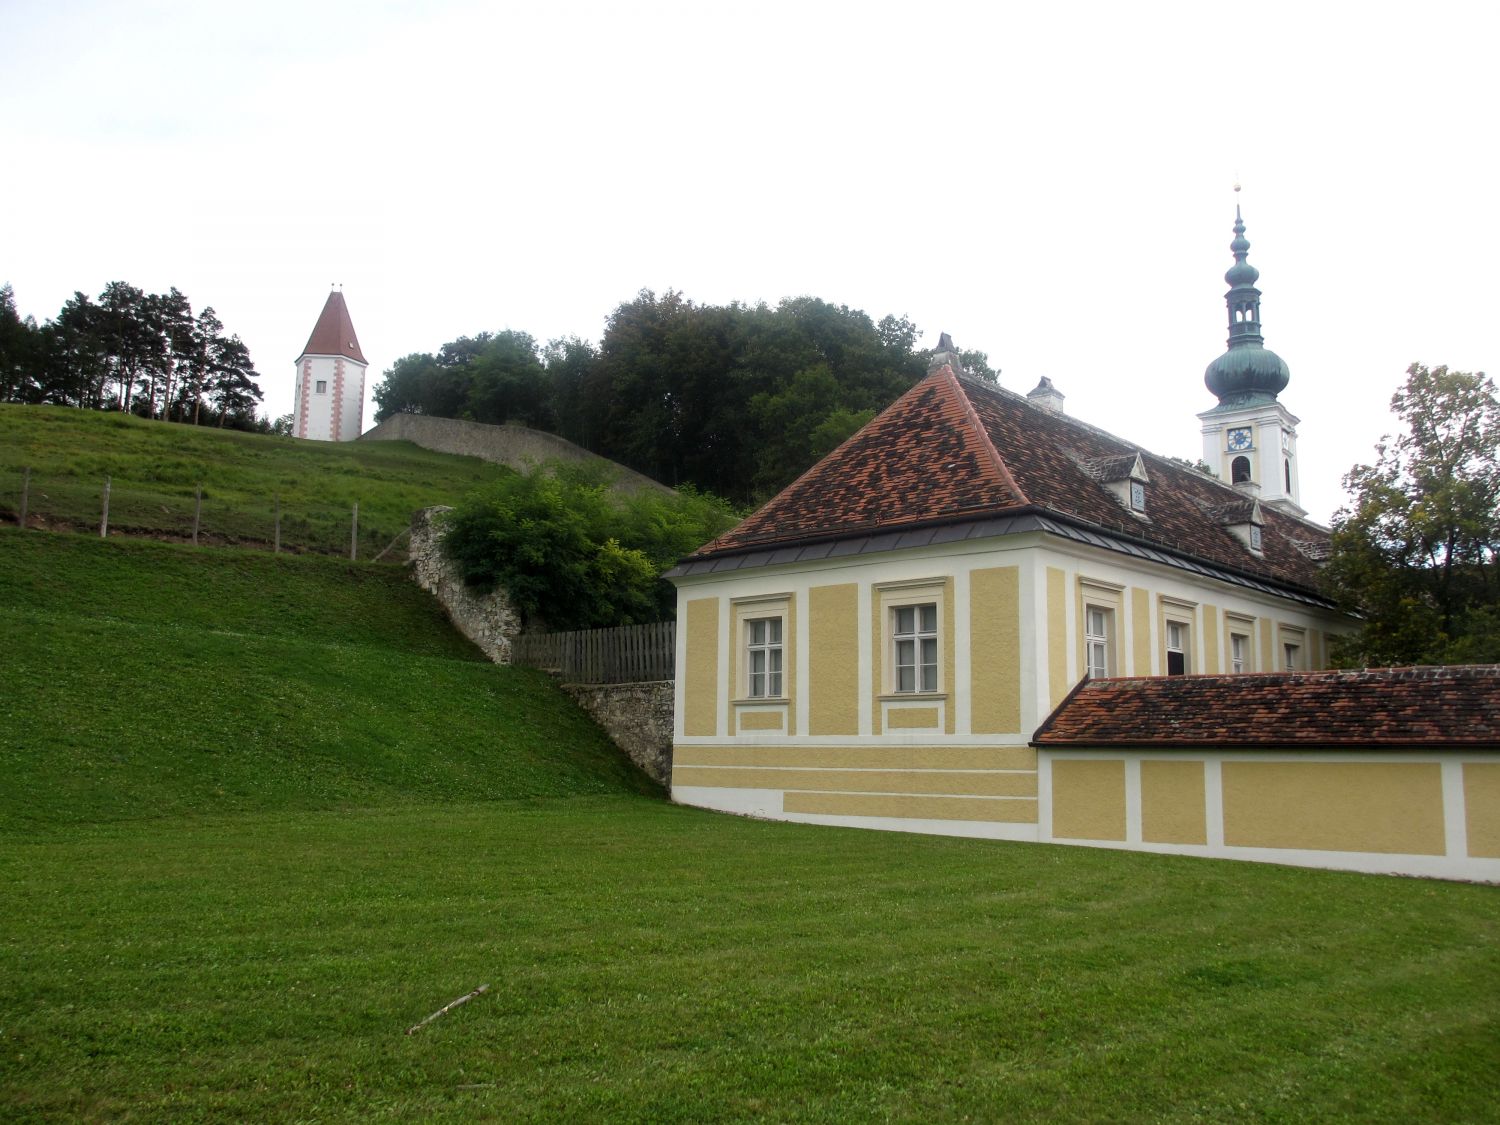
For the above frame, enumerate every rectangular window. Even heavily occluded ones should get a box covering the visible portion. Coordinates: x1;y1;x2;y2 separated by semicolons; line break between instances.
1283;642;1301;672
893;603;938;693
315;380;328;394
1085;606;1112;679
1231;633;1249;674
1166;620;1190;676
746;617;783;698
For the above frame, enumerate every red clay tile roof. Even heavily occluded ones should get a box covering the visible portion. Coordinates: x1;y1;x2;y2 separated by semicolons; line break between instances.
688;364;1330;594
694;369;1025;552
1032;665;1500;748
299;291;366;364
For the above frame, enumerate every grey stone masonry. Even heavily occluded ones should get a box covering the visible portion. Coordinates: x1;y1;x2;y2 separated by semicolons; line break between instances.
363;414;671;495
561;681;674;787
408;506;520;664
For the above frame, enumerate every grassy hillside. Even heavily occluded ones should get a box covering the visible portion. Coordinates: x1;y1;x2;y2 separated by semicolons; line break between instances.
0;530;657;827
0;404;511;554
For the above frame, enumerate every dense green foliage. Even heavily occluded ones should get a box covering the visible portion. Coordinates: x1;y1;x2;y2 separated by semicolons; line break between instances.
442;461;739;629
4;801;1497;1121
1326;363;1500;665
374;291;997;505
0;531;656;827
0;403;511;554
0;280;265;429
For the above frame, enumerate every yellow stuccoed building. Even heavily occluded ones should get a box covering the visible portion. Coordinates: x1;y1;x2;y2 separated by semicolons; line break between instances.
664;216;1500;881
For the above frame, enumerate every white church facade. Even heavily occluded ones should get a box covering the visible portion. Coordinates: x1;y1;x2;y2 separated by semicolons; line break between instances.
293;290;367;442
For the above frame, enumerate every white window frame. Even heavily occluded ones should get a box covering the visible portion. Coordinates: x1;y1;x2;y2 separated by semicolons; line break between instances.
315;379;328;394
1280;624;1306;672
1230;632;1249;674
1165;619;1191;676
876;579;947;698
1226;614;1255;674
745;616;783;699
1085;605;1113;679
891;602;939;694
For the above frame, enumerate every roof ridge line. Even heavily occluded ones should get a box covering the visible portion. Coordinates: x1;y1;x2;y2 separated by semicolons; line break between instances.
945;367;1029;505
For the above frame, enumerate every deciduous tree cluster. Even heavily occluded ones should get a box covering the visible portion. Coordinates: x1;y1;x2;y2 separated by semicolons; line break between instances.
374;290;995;506
0;282;264;429
1326;363;1500;665
441;461;739;629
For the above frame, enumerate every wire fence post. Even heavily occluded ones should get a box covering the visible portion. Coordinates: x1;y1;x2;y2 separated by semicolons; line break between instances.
100;475;111;538
18;467;29;530
192;484;202;546
273;496;281;554
350;501;359;561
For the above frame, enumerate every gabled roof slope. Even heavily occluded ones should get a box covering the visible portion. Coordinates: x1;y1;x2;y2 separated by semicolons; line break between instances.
692;368;1023;554
1032;665;1500;749
299;291;366;364
687;361;1330;594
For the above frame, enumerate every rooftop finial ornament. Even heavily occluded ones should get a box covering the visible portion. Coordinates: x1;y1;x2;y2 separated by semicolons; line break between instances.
1203;202;1290;408
928;332;964;375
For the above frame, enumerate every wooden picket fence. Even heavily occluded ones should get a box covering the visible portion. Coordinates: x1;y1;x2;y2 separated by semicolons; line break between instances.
512;621;675;684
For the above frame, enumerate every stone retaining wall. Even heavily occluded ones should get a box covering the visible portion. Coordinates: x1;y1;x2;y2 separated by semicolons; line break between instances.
408;506;520;664
561;681;675;787
363;414;670;495
408;505;673;786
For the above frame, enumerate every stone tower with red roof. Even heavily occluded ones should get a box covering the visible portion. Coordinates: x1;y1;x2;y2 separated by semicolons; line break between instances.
293;290;367;442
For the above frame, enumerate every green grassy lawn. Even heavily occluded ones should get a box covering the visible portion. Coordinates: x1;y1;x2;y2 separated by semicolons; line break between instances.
2;529;1498;1121
3;801;1497;1123
0;404;511;554
0;532;653;828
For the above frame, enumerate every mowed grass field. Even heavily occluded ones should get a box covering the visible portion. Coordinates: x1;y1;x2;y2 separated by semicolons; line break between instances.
2;530;1499;1122
0;404;512;554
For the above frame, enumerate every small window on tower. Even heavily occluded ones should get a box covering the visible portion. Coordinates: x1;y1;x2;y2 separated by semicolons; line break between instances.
1232;456;1252;484
315;380;328;394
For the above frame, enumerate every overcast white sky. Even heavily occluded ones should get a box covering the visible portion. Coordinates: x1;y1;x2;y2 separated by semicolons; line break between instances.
3;0;1495;524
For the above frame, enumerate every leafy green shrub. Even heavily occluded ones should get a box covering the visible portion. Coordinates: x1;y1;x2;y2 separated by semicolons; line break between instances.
442;462;738;630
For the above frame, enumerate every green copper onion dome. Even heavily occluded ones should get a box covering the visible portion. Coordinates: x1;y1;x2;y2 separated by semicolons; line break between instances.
1204;207;1290;408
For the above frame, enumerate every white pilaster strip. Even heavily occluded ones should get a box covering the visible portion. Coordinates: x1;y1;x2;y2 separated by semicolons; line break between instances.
1125;756;1142;844
1442;758;1468;859
1204;757;1225;848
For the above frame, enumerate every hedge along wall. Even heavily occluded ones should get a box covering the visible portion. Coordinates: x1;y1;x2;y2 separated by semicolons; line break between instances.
1038;747;1500;882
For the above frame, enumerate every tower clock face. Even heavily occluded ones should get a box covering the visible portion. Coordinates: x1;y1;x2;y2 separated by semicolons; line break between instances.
1227;427;1253;451
1281;430;1292;452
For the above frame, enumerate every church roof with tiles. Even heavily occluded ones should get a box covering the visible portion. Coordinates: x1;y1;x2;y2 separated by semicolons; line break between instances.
683;360;1331;596
1032;664;1500;749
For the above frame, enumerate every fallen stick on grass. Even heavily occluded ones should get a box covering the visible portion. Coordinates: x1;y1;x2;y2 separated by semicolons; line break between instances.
405;984;490;1035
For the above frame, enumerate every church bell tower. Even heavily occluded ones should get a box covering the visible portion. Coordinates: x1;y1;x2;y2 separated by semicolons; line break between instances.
1197;206;1305;517
293;289;367;442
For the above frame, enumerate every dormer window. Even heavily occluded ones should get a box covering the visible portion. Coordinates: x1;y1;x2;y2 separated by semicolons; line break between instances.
1084;452;1150;519
1212;498;1265;556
